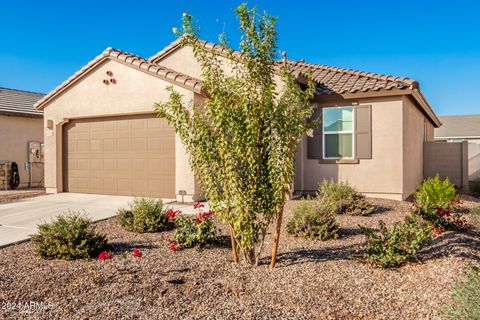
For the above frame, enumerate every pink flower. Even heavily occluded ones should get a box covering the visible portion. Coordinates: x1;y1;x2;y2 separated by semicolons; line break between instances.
169;242;177;252
133;248;143;258
195;216;202;224
98;251;112;260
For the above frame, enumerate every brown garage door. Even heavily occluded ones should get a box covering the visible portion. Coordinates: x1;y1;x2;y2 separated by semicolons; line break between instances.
63;114;175;198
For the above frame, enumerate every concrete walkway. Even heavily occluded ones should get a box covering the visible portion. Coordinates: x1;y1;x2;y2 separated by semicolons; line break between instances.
0;193;201;248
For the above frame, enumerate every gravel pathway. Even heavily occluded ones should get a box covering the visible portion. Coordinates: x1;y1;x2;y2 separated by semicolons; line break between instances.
0;198;478;319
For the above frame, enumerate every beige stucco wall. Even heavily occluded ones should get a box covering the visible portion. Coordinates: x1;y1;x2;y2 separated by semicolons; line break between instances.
160;46;437;201
0;115;44;188
42;59;199;201
402;96;430;199
297;96;405;200
157;46;204;79
156;45;286;94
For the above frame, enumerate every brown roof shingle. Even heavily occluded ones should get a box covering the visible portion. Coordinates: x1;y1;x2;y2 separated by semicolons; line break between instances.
35;48;204;110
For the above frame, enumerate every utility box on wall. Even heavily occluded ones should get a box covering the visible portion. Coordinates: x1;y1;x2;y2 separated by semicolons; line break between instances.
28;141;43;163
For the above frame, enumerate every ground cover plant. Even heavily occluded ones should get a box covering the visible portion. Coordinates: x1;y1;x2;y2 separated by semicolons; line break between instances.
317;179;374;216
442;267;480;320
286;198;338;240
31;211;107;260
170;204;218;250
358;215;434;268
116;198;173;233
2;197;478;319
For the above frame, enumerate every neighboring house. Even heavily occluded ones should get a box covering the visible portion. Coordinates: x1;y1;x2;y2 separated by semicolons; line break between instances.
435;115;480;143
35;39;441;201
434;115;480;180
0;87;45;188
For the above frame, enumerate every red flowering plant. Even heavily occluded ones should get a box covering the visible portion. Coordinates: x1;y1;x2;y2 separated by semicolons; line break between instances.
169;242;177;252
167;209;181;221
413;176;467;231
133;248;143;258
98;251;112;260
357;215;434;269
170;204;217;250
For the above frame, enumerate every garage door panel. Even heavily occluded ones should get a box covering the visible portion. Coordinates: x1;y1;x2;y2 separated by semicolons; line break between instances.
77;140;90;153
63;114;175;198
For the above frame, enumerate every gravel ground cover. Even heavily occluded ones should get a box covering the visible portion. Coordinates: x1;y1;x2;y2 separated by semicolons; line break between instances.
0;189;46;204
0;197;479;319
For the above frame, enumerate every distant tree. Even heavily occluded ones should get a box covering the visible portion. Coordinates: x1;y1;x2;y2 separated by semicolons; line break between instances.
155;4;316;267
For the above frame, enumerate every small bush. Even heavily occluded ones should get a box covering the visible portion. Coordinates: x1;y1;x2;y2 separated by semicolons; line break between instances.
117;198;172;233
414;175;459;213
32;212;107;260
442;267;480;320
414;176;465;230
172;210;217;249
286;199;339;240
317;180;374;216
359;215;433;268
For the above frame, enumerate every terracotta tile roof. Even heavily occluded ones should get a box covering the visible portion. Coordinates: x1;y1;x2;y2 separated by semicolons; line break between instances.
150;38;440;127
282;60;419;95
35;48;204;110
151;38;418;95
0;87;44;118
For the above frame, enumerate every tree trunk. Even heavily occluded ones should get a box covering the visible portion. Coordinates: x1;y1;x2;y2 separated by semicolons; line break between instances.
269;206;284;269
229;224;239;263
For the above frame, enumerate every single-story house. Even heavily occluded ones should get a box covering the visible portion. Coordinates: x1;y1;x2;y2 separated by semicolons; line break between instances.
434;114;480;180
35;39;441;201
0;87;45;188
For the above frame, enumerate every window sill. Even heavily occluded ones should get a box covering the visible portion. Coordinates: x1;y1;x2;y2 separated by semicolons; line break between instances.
318;159;359;164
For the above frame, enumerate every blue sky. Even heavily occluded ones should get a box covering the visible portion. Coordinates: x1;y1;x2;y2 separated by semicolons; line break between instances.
1;0;479;116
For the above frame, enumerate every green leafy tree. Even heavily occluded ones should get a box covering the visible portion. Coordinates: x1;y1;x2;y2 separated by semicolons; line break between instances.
155;4;316;267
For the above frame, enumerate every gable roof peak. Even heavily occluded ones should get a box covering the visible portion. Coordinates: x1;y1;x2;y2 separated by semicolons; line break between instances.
35;47;205;110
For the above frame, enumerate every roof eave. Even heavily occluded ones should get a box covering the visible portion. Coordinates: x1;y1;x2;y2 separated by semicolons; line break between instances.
315;87;441;127
410;89;442;128
0;110;43;118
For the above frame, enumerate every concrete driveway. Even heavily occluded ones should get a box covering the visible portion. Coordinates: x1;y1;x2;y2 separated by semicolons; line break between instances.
0;193;181;248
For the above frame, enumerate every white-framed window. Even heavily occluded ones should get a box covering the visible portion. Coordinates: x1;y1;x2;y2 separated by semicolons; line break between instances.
323;107;354;159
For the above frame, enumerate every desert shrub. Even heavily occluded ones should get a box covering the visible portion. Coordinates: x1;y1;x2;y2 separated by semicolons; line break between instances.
414;175;459;213
117;198;172;233
286;199;339;240
359;215;433;268
32;212;107;260
442;267;480;320
172;210;217;249
471;177;480;197
414;176;465;230
317;180;374;216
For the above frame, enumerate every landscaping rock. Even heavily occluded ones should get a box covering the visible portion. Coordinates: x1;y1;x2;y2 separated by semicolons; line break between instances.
0;198;478;319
